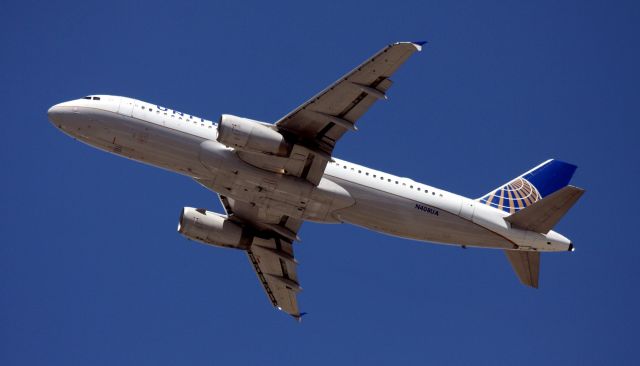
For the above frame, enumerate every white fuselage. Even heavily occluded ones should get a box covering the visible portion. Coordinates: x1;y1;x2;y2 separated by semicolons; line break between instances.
47;95;572;252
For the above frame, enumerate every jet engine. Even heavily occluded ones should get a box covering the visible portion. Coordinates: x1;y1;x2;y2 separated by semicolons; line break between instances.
217;114;290;156
177;207;253;249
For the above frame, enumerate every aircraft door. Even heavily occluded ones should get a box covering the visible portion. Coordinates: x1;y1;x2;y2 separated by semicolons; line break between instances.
118;99;134;117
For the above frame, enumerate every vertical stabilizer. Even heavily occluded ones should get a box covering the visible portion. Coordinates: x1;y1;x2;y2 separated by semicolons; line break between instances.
478;160;578;214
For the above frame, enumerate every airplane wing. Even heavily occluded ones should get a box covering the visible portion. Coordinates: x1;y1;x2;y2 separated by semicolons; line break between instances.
197;177;304;319
275;41;424;156
247;236;301;318
218;194;304;319
237;42;423;186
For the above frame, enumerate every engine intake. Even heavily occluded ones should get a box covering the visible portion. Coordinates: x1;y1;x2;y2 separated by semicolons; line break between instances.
178;207;252;249
217;114;290;156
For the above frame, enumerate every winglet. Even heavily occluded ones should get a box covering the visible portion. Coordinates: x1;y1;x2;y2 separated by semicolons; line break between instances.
411;41;428;51
394;41;428;52
292;312;308;323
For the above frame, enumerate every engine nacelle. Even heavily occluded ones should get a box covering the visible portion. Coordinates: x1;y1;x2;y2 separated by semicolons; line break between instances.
177;207;253;249
217;114;290;156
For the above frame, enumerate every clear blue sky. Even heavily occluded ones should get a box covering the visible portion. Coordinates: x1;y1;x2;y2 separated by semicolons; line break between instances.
2;0;639;364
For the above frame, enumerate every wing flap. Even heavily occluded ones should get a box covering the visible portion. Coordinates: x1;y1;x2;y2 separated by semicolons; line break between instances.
504;250;540;288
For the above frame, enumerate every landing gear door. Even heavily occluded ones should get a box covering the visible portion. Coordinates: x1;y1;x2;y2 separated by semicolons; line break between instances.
118;99;134;117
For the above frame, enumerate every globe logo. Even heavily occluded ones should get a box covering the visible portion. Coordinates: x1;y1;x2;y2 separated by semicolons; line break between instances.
479;177;541;213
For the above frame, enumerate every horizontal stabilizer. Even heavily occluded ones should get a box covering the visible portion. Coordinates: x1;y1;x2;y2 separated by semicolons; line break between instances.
505;185;585;234
504;250;540;288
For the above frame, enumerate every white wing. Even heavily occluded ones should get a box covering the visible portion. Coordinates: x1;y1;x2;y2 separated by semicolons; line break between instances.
222;195;303;318
202;185;304;319
275;41;424;155
238;42;424;185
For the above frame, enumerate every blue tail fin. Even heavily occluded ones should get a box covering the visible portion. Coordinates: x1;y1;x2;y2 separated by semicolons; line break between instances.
478;159;578;213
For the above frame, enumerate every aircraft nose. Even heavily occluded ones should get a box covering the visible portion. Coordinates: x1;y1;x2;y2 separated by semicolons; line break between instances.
47;104;64;125
47;102;77;127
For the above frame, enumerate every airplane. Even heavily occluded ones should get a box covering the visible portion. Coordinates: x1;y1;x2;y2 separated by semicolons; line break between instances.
47;41;584;320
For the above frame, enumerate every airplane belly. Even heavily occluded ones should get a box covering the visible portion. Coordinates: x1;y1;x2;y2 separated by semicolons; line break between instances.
198;141;323;220
331;177;515;249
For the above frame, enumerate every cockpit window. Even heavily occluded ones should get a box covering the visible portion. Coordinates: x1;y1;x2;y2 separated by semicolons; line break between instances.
83;96;91;100
92;97;100;100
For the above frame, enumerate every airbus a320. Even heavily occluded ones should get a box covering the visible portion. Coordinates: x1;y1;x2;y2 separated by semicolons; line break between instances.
48;42;584;320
